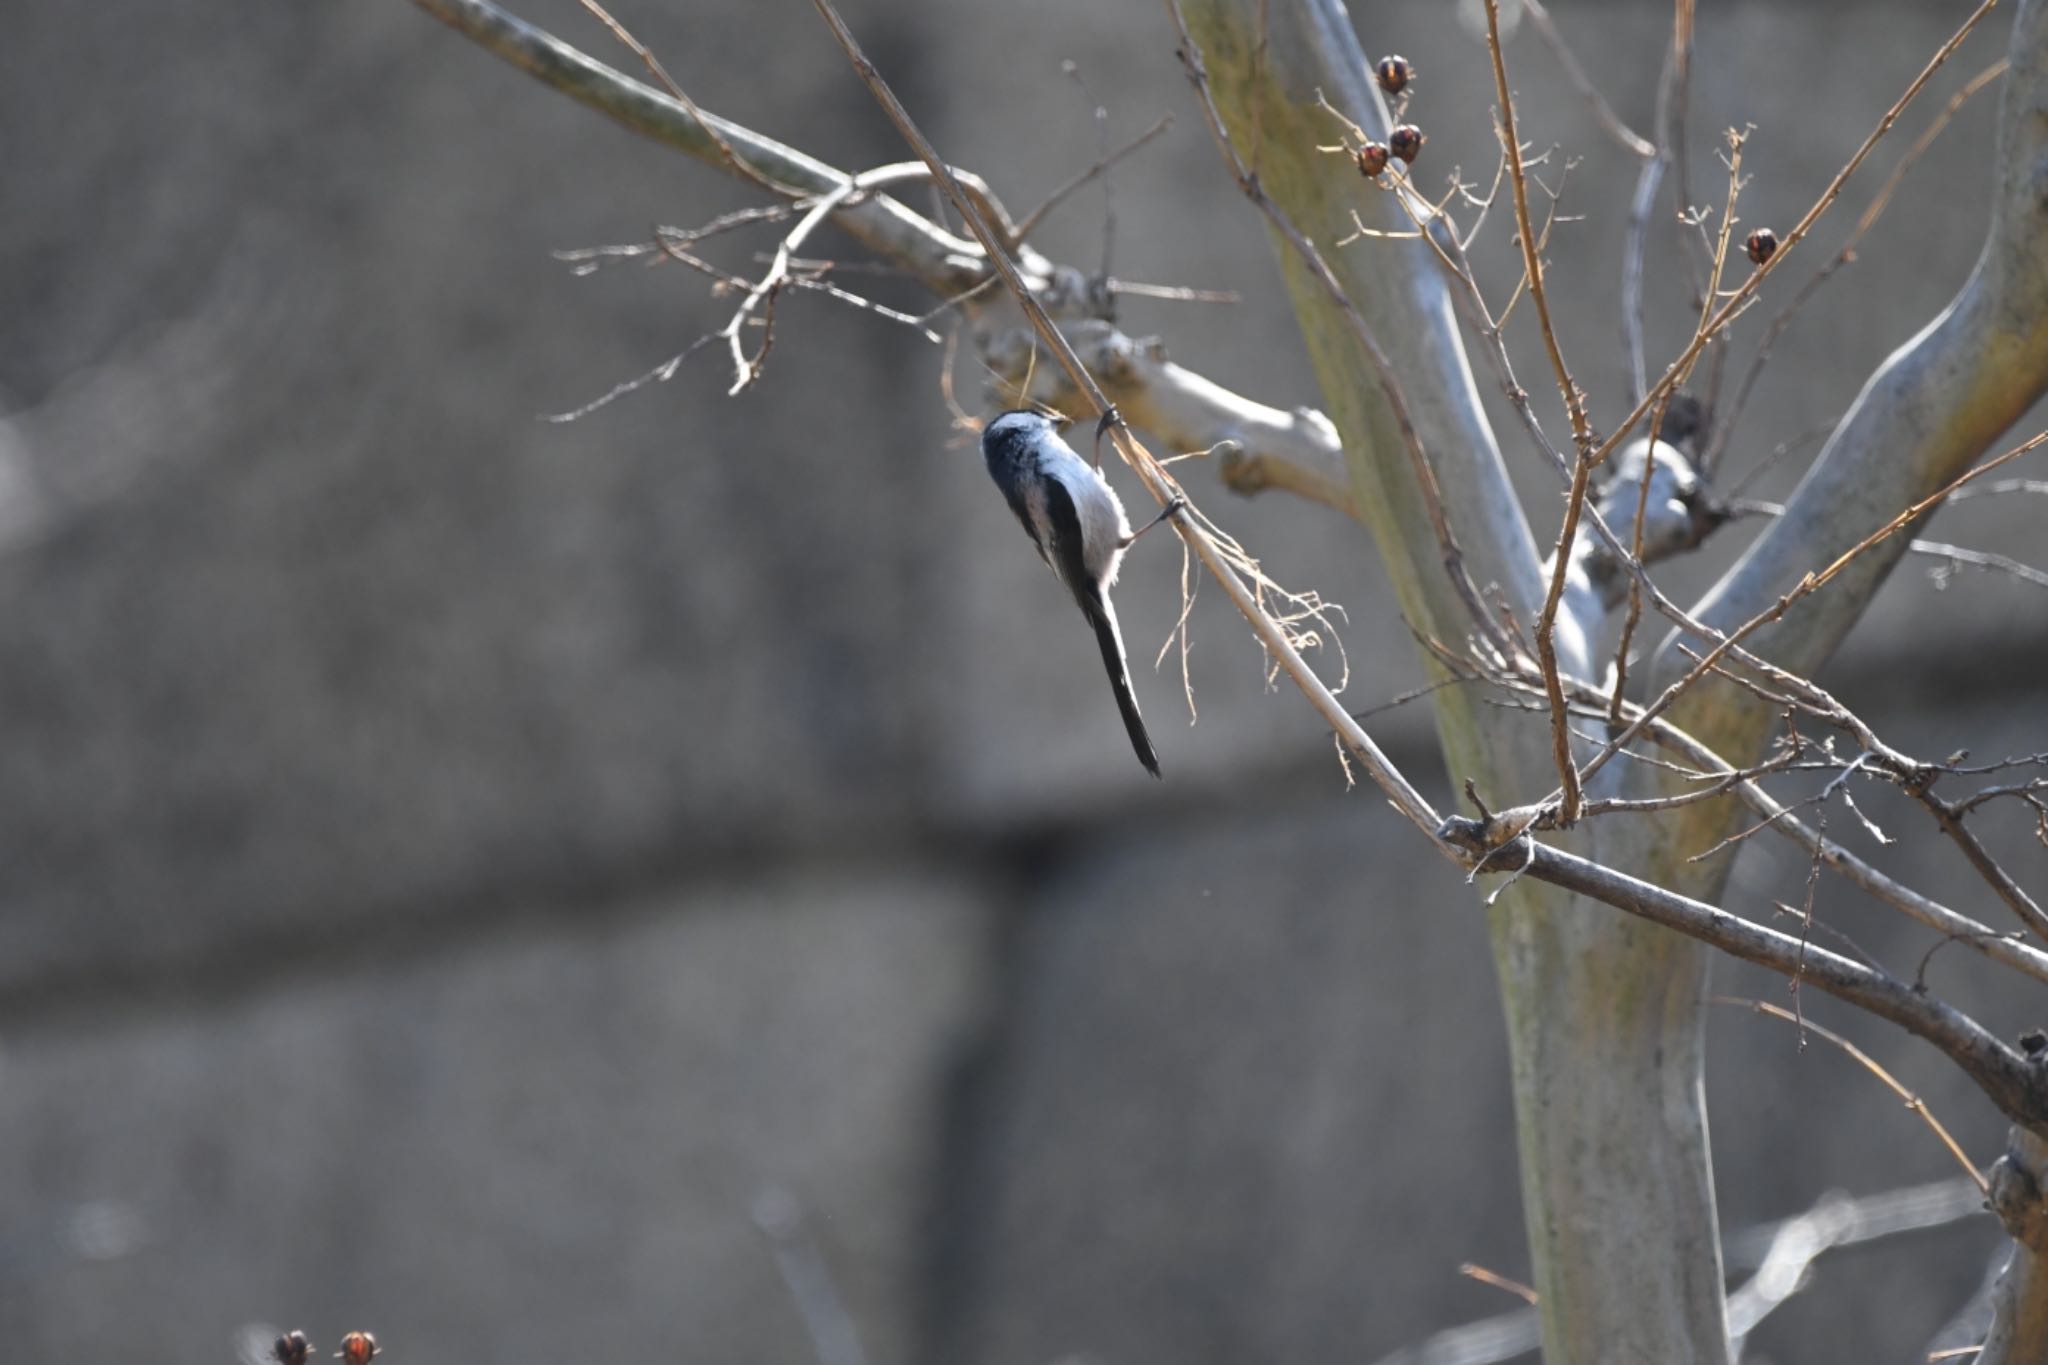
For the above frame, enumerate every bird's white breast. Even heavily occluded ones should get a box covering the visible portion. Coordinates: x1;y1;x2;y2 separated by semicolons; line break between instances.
1038;442;1132;584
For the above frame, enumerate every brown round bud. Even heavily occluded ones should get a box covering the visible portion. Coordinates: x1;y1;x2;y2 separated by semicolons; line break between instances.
1376;55;1412;96
337;1332;379;1365
273;1333;312;1365
1389;124;1425;164
1745;227;1779;266
1355;141;1391;178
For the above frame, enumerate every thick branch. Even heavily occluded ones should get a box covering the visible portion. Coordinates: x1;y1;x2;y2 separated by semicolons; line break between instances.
1739;777;2048;989
1469;664;2048;987
1622;3;1694;405
1437;817;2048;1136
1174;7;1725;1361
982;319;1356;515
1175;0;1559;679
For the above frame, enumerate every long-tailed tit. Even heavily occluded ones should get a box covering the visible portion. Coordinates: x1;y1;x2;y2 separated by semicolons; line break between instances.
980;409;1181;777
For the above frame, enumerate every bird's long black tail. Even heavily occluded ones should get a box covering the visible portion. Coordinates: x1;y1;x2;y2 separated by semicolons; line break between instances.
1083;591;1161;778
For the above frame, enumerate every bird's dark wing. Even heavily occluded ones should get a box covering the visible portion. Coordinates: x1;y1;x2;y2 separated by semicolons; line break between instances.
1043;478;1160;776
1035;474;1098;611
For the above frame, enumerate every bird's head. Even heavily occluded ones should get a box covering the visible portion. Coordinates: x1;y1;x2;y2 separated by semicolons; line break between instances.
983;408;1070;445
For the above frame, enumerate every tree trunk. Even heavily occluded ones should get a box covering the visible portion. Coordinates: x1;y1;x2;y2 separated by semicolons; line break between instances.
1179;2;1731;1356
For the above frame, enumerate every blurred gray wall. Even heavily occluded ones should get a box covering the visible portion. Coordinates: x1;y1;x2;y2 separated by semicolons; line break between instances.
0;0;2042;1361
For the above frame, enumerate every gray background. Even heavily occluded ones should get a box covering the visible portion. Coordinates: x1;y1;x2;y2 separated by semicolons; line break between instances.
2;0;2043;1361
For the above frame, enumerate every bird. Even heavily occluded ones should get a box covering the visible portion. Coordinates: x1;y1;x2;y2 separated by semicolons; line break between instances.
979;408;1180;777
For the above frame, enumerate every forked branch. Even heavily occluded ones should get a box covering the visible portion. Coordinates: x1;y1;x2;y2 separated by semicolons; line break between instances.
1434;817;2048;1135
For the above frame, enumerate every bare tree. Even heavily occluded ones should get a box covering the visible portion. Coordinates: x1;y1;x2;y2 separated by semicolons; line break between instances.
411;0;2048;1357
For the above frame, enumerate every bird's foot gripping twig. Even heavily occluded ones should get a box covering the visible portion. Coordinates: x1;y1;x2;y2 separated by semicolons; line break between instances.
1121;495;1187;550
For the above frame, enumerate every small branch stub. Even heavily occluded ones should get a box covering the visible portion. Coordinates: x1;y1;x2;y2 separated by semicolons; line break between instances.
1995;1036;2048;1252
1982;1088;2048;1363
1991;1138;2048;1254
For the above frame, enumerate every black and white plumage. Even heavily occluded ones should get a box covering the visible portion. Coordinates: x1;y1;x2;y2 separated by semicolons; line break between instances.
980;409;1163;777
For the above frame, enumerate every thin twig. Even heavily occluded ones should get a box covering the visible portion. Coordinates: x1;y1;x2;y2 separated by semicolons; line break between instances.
1604;127;1745;716
1520;0;1655;158
1471;666;2048;988
1911;541;2047;589
575;0;792;197
1604;397;1681;723
719;163;944;393
1666;0;1706;292
411;0;991;294
1596;0;2002;500
1921;791;2048;947
1103;279;1240;304
1572;428;2048;800
544;332;719;422
1461;1263;1540;1306
1730;500;2048;589
1621;40;1667;399
1704;57;2011;479
1718;998;1989;1193
1011;114;1176;246
1483;0;1593;825
1952;478;2048;501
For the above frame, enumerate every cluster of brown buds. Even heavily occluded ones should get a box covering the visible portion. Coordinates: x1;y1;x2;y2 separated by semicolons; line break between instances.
1352;53;1426;181
272;1330;380;1365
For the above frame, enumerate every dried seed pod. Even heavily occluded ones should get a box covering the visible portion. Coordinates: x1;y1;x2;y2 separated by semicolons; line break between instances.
1376;54;1412;96
336;1332;379;1365
1389;124;1425;164
1356;141;1391;179
1745;227;1779;266
273;1333;313;1365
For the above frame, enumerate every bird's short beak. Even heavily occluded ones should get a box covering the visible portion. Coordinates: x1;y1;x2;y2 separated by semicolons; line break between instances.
1048;410;1075;432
